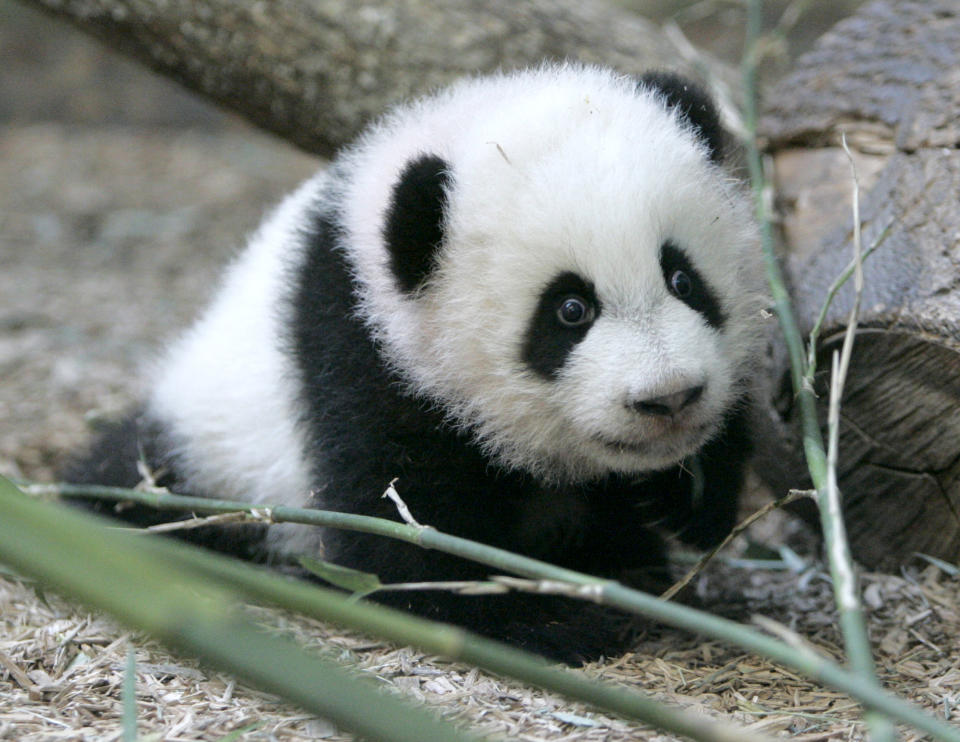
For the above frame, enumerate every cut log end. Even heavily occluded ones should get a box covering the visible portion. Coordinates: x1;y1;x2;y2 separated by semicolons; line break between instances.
756;0;960;570
756;329;960;571
816;331;960;570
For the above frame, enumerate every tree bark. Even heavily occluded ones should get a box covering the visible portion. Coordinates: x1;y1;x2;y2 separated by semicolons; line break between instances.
755;0;960;570
21;0;728;157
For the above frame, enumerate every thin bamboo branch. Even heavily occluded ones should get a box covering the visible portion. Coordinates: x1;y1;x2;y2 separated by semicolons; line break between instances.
143;511;252;532
818;137;896;741
22;479;960;742
803;220;892;382
0;477;768;742
741;3;895;739
0;479;481;742
660;488;812;601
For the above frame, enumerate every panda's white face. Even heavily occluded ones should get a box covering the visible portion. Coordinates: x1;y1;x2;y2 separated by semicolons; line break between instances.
339;65;764;483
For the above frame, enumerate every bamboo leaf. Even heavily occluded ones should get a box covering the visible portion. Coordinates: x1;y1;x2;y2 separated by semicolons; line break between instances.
299;556;382;597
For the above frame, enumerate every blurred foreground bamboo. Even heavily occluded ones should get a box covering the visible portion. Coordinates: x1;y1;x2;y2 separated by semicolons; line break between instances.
15;478;960;742
0;476;479;742
1;476;770;742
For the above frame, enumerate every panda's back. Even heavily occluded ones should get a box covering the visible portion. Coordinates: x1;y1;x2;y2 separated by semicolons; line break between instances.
145;175;325;514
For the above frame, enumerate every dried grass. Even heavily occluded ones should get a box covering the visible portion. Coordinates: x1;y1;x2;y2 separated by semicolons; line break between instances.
2;542;957;741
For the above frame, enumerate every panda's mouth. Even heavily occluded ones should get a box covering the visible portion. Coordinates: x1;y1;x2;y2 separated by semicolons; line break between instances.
595;436;648;454
592;422;712;457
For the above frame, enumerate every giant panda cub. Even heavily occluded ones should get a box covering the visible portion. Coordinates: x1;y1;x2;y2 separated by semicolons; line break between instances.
71;64;764;661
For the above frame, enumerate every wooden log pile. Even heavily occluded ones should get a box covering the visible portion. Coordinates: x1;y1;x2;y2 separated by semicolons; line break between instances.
755;0;960;569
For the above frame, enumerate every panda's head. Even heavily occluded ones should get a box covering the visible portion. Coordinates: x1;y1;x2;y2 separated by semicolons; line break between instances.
340;65;765;483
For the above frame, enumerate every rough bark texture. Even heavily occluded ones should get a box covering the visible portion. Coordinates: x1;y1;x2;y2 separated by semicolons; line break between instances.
756;0;960;570
21;0;723;157
761;0;960;153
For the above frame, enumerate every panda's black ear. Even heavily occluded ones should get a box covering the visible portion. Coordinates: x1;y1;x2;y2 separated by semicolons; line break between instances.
384;153;452;293
639;71;724;163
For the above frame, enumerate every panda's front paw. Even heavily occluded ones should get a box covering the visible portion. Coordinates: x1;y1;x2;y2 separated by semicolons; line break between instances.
497;606;639;665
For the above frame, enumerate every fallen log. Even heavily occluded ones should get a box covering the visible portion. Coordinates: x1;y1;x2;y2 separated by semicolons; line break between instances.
20;0;730;157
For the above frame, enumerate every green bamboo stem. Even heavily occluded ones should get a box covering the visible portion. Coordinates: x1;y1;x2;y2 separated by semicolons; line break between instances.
27;480;960;742
129;525;767;742
122;647;137;742
741;1;826;485
0;478;767;742
3;476;769;742
741;3;894;740
0;477;480;742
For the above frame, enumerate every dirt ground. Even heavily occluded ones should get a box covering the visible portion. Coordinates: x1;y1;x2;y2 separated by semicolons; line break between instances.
2;2;959;741
0;122;317;480
0;2;319;481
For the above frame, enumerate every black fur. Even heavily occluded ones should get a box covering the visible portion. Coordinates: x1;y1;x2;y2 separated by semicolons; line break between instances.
63;414;268;560
521;272;600;379
281;192;750;661
660;241;726;329
384;154;451;293
639;71;724;163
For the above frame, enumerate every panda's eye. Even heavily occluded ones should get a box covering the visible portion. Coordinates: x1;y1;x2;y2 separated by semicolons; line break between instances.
669;269;693;299
557;296;594;327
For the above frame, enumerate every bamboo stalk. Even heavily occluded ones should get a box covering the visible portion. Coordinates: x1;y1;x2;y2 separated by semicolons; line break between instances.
3;476;770;742
818;135;896;741
122;647;137;742
23;479;960;742
741;4;895;740
143;540;766;742
741;0;825;482
0;478;481;742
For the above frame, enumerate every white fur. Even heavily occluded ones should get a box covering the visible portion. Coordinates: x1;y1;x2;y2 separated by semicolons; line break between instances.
339;64;764;481
146;176;323;553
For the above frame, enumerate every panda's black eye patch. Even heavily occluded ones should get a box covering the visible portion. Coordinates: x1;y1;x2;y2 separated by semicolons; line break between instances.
659;241;725;328
523;272;599;379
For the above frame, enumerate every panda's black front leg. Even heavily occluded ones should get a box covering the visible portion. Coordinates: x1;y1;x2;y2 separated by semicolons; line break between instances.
315;473;644;663
514;486;662;575
547;446;745;593
666;406;750;550
321;522;637;663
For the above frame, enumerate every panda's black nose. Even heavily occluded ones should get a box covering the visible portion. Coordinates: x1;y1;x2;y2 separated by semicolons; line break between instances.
631;385;704;417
